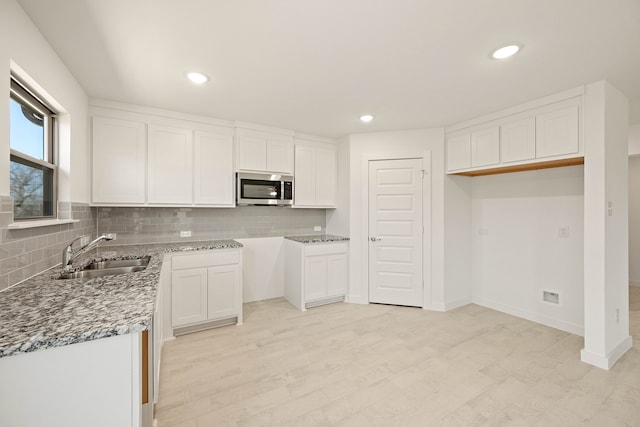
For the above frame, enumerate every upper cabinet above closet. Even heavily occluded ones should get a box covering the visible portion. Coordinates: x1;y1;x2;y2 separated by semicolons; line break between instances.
236;127;294;175
446;88;583;176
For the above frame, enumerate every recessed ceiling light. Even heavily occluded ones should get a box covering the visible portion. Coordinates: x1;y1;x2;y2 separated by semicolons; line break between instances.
360;114;374;123
187;72;208;84
491;44;521;59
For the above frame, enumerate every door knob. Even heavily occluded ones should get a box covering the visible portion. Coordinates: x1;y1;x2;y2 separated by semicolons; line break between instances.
370;237;381;242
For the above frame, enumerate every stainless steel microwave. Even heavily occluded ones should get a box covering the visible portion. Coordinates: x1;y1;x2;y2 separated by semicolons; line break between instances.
236;173;293;206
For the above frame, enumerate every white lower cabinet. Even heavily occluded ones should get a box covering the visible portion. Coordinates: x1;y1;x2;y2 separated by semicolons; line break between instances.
0;332;152;427
284;240;348;311
171;249;243;331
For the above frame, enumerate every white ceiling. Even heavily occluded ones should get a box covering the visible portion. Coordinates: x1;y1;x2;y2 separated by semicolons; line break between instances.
17;0;640;137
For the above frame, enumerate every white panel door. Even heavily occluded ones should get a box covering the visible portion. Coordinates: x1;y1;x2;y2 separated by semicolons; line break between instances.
304;255;328;302
501;117;536;163
207;265;239;320
446;133;471;171
92;117;146;203
326;253;347;297
315;147;337;207
471;126;500;167
294;145;316;206
194;130;234;205
536;106;579;158
237;135;267;171
266;138;294;174
171;268;208;327
148;125;193;204
369;159;423;307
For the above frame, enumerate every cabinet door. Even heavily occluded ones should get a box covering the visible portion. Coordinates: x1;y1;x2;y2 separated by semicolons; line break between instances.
266;138;294;174
237;135;267;171
294;145;316;206
501;117;535;163
148;125;193;204
194;130;234;205
304;255;328;302
471;127;500;167
207;265;240;321
447;134;471;171
92;117;146;203
536;106;579;158
315;147;337;207
326;253;347;297
171;268;208;327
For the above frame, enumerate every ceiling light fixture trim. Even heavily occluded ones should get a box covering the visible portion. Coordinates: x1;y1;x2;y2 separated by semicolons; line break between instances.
490;44;522;60
187;72;209;84
360;114;374;123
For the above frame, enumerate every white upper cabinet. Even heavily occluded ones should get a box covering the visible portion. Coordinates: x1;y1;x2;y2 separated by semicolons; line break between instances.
471;126;499;167
92;117;146;204
293;140;337;208
194;131;234;206
500;117;536;163
91;103;236;207
148;125;193;204
237;129;294;174
446;91;583;175
535;106;579;158
446;134;471;171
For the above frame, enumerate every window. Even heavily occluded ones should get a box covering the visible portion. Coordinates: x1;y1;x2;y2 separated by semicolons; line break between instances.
9;77;56;220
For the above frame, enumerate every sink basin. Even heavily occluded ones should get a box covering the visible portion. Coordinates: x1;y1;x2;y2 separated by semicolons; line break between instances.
57;256;150;280
84;257;151;270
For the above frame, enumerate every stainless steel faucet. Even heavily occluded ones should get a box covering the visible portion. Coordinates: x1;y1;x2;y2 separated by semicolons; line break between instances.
61;234;115;272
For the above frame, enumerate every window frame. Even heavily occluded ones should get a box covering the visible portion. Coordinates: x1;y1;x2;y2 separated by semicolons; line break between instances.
9;76;58;221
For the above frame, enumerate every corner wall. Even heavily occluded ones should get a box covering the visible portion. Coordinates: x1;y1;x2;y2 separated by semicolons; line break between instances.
630;156;640;286
470;166;585;334
345;129;446;308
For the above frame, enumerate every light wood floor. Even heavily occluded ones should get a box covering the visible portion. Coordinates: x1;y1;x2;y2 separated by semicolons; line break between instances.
156;287;640;426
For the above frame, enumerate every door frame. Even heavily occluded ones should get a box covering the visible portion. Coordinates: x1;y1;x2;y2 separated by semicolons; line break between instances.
361;151;432;309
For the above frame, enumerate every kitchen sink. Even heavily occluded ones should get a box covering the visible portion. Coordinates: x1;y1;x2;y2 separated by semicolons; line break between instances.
84;257;151;270
57;256;150;280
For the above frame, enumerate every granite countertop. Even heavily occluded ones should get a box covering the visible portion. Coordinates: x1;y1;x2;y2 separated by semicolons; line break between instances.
285;234;350;244
0;240;242;359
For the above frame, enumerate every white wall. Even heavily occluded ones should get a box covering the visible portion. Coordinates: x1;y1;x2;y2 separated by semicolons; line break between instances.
443;175;473;310
582;80;630;369
629;124;640;156
345;129;446;308
0;0;89;202
630;157;640;286
471;166;585;334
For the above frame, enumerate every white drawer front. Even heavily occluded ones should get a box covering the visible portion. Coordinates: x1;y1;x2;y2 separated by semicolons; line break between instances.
304;243;347;257
172;250;240;270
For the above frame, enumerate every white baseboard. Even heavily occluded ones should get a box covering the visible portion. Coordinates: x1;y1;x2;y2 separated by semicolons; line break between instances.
346;295;368;305
630;280;640;287
444;296;473;311
428;302;446;312
581;336;633;370
472;296;584;336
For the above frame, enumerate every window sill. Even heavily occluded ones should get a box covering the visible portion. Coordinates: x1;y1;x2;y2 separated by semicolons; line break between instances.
7;218;79;230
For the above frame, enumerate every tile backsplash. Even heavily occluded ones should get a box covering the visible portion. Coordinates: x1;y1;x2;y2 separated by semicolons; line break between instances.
0;197;97;291
97;206;327;246
0;201;328;290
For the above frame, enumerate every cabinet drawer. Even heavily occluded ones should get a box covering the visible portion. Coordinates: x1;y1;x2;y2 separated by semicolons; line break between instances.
172;250;240;270
304;243;347;257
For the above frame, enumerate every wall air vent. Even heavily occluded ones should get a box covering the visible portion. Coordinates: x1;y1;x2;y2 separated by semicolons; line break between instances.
542;290;560;304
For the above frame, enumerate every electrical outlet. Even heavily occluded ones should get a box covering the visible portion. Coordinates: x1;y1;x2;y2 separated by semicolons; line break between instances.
559;226;570;238
314;226;322;232
180;230;192;238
